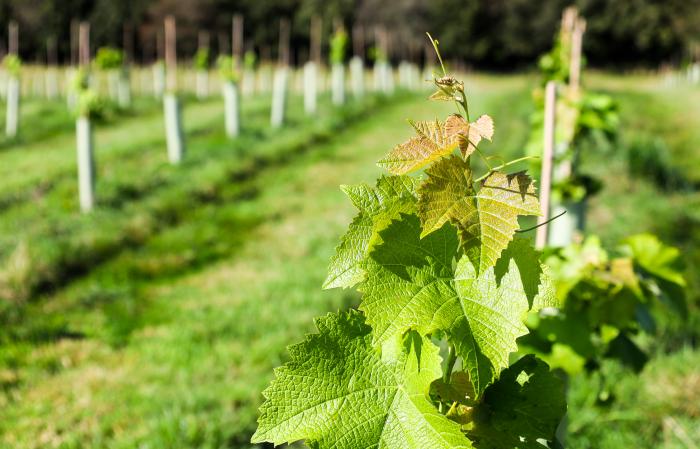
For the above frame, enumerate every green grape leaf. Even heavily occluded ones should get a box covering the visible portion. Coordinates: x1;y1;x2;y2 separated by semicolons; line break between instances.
360;212;554;396
359;214;459;345
467;355;566;449
324;175;420;289
621;233;686;287
252;310;473;449
418;155;540;274
451;241;554;396
431;371;477;406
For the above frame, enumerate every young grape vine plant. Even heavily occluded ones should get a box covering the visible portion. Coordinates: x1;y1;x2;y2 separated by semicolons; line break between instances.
252;37;567;448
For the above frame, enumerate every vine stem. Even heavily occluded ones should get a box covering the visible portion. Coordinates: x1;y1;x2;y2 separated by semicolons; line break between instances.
443;344;457;384
473;155;539;183
516;210;567;233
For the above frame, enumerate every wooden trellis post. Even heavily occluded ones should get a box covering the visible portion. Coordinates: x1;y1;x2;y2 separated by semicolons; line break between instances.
569;17;586;90
164;15;185;164
232;14;244;64
271;18;290;128
536;81;557;249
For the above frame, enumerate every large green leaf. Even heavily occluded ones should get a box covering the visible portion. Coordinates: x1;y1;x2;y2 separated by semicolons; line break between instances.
360;213;554;396
359;214;459;345
467;355;566;449
324;175;420;289
252;310;473;448
451;241;555;396
418;155;540;274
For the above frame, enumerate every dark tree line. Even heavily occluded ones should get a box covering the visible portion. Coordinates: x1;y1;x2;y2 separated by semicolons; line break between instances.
0;0;698;68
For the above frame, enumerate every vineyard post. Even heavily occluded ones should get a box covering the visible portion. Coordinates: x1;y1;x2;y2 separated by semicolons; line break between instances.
76;21;95;212
271;18;290;128
569;17;586;90
536;81;557;249
222;15;242;138
303;16;320;115
163;15;185;164
5;21;20;138
330;19;346;106
195;31;210;99
548;10;587;247
349;24;364;99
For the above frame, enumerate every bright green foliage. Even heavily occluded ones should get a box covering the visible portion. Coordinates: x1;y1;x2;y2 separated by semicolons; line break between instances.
252;311;473;448
243;50;257;70
466;355;567;449
216;55;240;83
369;46;388;63
94;47;124;70
527;8;619;203
330;28;348;65
521;235;687;378
193;48;210;70
2;54;21;77
450;240;556;395
254;37;566;448
70;68;104;119
323;175;420;289
418;155;539;274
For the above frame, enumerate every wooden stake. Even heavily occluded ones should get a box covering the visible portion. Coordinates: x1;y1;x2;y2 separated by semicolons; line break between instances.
156;30;164;61
536;81;557;249
352;24;364;59
8;21;18;56
198;30;210;53
46;37;58;66
310;16;322;64
70;19;78;66
569;18;586;89
78;22;90;67
278;18;290;66
232;14;244;62
164;15;177;91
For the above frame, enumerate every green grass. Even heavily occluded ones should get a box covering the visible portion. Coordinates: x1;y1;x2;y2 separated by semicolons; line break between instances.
0;73;698;448
0;91;403;305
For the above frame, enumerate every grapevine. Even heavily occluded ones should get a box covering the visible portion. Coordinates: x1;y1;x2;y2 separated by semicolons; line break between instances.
252;36;567;449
